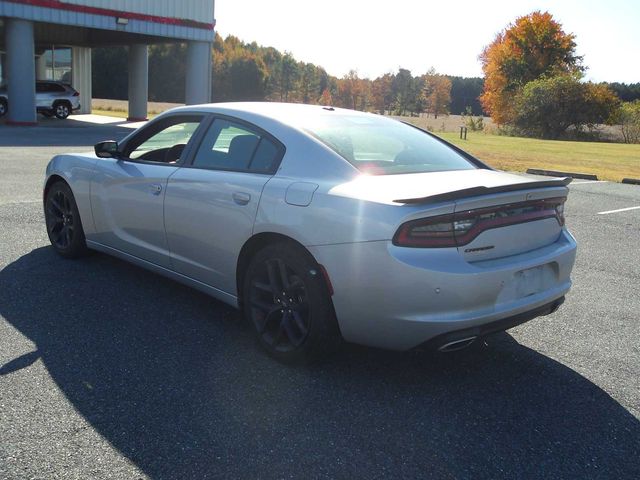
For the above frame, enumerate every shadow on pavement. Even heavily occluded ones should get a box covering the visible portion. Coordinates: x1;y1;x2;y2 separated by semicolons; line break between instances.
0;115;137;147
1;247;639;478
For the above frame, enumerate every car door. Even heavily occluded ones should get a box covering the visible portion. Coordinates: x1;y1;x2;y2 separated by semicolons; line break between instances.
164;116;285;294
90;114;207;268
35;82;51;108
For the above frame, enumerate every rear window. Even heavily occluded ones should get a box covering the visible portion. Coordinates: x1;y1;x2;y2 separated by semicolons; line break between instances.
301;114;476;175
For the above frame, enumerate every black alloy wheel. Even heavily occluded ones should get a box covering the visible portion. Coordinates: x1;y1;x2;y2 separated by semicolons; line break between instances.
243;243;340;362
44;182;87;258
249;257;311;353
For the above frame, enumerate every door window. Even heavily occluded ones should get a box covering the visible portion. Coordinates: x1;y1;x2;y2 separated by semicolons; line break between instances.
192;119;282;173
124;115;203;164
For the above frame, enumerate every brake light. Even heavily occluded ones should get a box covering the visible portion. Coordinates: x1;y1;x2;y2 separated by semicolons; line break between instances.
393;197;566;248
72;91;80;96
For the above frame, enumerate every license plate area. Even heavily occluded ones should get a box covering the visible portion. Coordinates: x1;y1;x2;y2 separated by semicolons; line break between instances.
514;264;554;298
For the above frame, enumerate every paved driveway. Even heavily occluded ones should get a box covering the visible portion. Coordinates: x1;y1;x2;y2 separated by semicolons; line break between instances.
0;123;638;479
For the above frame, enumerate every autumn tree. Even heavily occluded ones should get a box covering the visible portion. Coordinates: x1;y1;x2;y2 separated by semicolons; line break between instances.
480;11;582;124
318;88;333;105
336;70;363;110
422;69;452;118
371;73;394;114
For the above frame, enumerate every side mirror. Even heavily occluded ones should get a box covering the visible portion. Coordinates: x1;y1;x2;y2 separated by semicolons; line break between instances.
94;140;119;158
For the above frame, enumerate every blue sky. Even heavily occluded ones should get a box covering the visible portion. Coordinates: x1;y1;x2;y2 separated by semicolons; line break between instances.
215;0;639;83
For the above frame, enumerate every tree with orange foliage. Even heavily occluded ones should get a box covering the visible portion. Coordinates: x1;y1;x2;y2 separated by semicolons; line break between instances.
423;69;452;119
480;11;582;124
336;70;363;110
318;88;333;106
371;74;394;114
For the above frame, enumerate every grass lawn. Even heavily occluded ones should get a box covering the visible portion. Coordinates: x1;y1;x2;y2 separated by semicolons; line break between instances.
436;132;640;182
91;108;160;120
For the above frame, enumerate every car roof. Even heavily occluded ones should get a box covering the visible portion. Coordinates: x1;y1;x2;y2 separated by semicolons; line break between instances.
36;80;68;85
167;102;392;130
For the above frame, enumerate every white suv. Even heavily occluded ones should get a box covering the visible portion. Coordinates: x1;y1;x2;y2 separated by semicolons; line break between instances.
0;81;81;119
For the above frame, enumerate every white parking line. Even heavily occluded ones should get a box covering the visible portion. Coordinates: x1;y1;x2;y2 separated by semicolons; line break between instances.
597;206;640;215
0;199;41;206
571;180;609;185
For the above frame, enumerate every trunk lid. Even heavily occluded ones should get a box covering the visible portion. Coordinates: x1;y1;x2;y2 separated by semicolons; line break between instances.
379;170;570;261
330;169;569;205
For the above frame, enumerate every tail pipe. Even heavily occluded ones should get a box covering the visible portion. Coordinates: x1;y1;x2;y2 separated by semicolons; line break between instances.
437;336;478;352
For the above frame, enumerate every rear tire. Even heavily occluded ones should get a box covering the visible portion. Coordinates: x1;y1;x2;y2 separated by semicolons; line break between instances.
243;242;341;363
53;101;71;119
44;181;88;258
0;99;7;117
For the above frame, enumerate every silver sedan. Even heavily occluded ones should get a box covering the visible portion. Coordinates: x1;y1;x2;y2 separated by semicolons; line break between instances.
43;103;577;362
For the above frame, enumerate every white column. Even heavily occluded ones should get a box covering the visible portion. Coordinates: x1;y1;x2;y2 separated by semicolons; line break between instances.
72;47;92;114
127;44;148;121
185;41;212;105
5;19;36;124
36;55;47;80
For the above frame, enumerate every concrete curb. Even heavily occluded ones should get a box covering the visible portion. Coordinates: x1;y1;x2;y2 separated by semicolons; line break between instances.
621;178;640;185
526;168;598;181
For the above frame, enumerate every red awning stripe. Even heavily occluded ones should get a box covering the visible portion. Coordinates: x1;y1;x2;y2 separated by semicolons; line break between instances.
10;0;215;30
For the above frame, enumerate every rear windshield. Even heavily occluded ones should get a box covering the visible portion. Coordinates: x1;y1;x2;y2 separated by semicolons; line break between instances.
302;114;476;175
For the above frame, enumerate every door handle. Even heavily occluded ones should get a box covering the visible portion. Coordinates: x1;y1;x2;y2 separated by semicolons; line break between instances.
149;183;162;195
232;192;251;205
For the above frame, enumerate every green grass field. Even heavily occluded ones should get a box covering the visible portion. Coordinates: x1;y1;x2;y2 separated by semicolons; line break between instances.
437;132;640;182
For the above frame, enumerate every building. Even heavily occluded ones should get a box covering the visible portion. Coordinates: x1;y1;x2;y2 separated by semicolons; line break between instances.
0;0;215;124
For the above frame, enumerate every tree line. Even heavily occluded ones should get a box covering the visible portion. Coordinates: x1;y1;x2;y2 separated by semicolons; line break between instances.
92;34;486;116
92;26;640;142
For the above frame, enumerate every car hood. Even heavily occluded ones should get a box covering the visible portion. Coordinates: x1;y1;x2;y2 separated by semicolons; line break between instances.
328;169;571;205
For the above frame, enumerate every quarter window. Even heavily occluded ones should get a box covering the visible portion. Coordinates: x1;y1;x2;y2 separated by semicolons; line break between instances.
192;119;281;173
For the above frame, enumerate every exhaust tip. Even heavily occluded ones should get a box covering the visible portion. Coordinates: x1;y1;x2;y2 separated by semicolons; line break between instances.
437;336;478;353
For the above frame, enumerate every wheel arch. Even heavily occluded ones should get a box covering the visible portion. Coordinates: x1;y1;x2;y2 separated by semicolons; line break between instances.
43;174;69;204
236;232;326;307
52;98;72;107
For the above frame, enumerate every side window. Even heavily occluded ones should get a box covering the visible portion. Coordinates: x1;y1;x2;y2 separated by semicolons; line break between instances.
124;116;203;163
36;83;49;93
192;119;281;173
51;84;66;93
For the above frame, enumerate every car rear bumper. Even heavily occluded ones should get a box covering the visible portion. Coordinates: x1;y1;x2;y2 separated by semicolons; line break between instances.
308;229;577;351
417;296;565;352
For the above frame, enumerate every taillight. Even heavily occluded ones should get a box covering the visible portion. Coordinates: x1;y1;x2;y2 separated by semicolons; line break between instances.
393;197;566;248
72;91;80;96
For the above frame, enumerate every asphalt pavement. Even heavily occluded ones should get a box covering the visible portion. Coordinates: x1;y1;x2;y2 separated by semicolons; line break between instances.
0;120;638;479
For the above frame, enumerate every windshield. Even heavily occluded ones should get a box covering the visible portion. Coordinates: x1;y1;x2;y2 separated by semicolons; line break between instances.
302;114;476;175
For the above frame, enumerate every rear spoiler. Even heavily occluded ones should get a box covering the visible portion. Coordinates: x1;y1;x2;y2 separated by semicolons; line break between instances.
393;177;572;204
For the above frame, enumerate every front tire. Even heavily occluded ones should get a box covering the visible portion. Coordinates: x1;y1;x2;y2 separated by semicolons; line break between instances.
44;181;88;258
243;242;340;363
